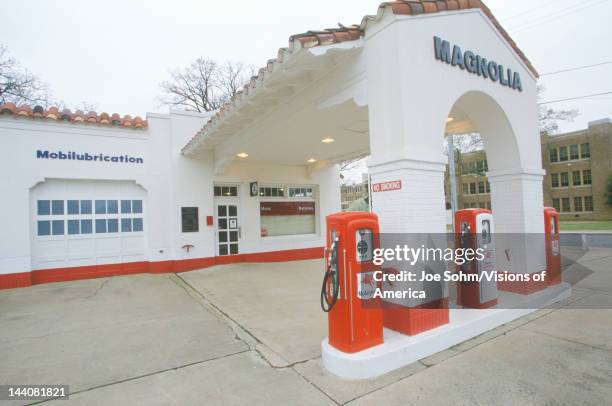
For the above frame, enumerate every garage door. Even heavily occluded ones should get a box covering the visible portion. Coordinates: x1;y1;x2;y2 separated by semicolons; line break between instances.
31;179;147;270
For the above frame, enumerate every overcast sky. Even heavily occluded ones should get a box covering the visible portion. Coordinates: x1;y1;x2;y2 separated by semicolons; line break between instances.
1;0;610;133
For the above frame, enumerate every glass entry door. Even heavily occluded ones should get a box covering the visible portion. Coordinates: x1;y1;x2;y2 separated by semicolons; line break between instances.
216;203;239;256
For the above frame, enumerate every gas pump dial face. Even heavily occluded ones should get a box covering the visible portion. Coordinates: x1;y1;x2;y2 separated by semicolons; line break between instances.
356;229;373;263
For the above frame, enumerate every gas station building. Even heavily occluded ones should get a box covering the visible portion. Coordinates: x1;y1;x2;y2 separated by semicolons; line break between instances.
0;0;569;379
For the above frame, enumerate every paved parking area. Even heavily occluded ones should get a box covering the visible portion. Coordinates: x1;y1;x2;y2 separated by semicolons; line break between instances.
0;248;611;405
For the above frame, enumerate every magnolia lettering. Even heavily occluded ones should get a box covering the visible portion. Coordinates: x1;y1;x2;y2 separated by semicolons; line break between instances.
434;36;523;92
36;150;144;164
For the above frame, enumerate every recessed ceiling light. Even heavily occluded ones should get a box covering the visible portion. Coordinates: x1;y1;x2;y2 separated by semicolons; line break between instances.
236;152;249;158
446;117;454;123
307;158;317;163
321;138;335;144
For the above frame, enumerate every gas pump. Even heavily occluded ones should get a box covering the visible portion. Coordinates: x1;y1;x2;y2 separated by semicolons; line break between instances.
455;209;498;309
544;207;561;286
321;212;384;353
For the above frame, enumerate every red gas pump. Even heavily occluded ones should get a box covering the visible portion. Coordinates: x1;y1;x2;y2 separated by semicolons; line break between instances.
321;212;384;353
544;207;561;286
455;209;498;309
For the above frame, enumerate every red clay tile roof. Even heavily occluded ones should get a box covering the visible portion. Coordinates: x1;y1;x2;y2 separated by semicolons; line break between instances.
0;102;147;129
293;0;537;77
183;0;537;153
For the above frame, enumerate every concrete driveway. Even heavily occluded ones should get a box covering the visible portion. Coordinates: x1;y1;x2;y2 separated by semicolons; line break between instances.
0;248;611;405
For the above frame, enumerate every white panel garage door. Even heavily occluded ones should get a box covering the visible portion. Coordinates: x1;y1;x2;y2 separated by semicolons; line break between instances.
31;179;147;270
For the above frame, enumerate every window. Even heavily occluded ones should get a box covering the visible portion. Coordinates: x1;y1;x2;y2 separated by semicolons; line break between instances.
584;196;594;212
214;185;239;197
68;220;79;235
561;198;571;213
486;181;491;193
560;172;569;187
559;146;568;162
95;200;106;214
81;200;92;214
37;221;51;236
260;201;316;237
552;198;561;212
36;198;143;237
549;148;558;163
477;161;484;174
462;183;469;195
133;218;144;232
259;184;317;238
108;219;119;233
570;144;579;160
121;218;132;233
52;200;64;215
288;187;313;198
478;181;485;194
95;219;107;233
551;173;559;188
67;200;79;215
572;171;582;186
52;220;64;235
574;197;583;212
181;207;199;233
259;186;285;198
107;200;118;214
81;220;93;234
121;200;132;213
581;143;590;159
470;183;476;195
583;170;592;185
133;200;143;214
37;200;50;215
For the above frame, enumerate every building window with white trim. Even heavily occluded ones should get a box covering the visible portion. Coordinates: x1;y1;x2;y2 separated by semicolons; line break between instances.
574;197;583;212
259;184;317;237
570;144;579;160
584;196;594;212
551;173;559;188
572;171;581;186
560;172;569;187
559;146;568;162
582;170;592;185
36;199;144;237
581;143;590;159
561;198;571;213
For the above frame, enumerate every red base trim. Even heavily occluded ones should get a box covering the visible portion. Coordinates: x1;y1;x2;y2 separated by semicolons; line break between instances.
383;298;450;336
497;271;548;295
0;247;324;290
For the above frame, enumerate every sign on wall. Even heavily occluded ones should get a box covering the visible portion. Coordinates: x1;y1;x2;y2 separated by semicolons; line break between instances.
260;201;315;216
372;180;402;193
433;36;523;92
250;182;259;197
36;150;144;164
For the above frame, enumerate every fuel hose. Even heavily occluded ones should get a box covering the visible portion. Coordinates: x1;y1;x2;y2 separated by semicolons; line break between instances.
320;238;340;312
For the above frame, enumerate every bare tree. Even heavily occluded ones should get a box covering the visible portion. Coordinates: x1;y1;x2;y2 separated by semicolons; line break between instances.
217;61;255;100
0;43;50;105
159;58;254;112
538;84;579;134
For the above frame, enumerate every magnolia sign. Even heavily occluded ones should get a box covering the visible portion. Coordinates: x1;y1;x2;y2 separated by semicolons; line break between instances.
434;36;523;92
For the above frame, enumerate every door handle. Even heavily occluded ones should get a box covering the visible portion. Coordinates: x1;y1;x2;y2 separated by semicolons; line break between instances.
238;226;242;239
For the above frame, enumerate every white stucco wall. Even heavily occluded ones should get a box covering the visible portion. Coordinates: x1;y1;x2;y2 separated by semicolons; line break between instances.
0;110;338;277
